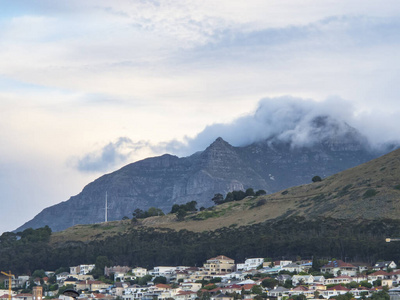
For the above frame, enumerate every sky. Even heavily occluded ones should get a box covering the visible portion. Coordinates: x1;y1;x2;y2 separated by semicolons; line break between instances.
1;0;400;234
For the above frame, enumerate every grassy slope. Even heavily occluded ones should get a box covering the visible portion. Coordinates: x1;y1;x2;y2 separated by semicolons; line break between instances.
51;148;400;243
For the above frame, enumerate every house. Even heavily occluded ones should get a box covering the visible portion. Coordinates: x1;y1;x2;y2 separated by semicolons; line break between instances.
180;282;202;292
63;277;79;286
321;285;350;298
123;284;148;298
373;261;397;271
112;282;127;296
219;284;242;294
349;287;371;298
150;266;177;277
237;258;264;271
324;275;352;285
281;263;304;273
291;275;314;286
3;276;29;289
367;270;389;283
175;290;197;300
320;260;358;276
104;266;131;277
131;267;148;278
274;260;293;267
313;276;325;284
56;272;70;283
14;294;33;300
70;264;95;275
203;255;235;275
0;290;16;297
210;294;234;300
267;286;289;298
276;274;292;284
289;286;314;298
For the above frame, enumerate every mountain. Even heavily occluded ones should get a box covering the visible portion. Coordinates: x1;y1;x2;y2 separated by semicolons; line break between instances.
5;145;400;273
16;116;394;232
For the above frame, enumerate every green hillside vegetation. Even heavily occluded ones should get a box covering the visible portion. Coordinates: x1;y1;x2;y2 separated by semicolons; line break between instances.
1;148;400;275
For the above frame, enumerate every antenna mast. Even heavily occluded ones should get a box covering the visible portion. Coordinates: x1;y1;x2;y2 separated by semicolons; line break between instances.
105;191;108;222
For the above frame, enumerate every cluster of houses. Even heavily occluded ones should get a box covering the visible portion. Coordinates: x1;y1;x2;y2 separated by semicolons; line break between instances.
2;256;400;300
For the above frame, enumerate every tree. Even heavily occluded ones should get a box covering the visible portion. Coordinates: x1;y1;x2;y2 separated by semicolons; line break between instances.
147;207;164;217
176;209;187;221
185;201;197;212
212;193;224;205
251;285;263;295
255;190;267;196
133;208;145;219
262;278;278;289
312;176;322;182
225;192;234;202
245;188;255;197
153;276;167;284
138;275;153;286
170;204;180;214
32;269;46;278
91;256;110;278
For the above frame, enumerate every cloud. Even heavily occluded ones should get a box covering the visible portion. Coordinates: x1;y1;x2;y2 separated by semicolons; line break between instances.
74;96;400;173
75;137;151;172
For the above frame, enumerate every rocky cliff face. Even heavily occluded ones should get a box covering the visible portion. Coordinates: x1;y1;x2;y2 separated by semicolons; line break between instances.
16;117;392;232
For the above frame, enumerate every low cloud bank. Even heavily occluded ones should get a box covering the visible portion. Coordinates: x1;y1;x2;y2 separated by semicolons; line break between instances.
75;96;400;173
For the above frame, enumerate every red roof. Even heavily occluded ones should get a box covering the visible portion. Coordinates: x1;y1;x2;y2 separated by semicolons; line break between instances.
155;284;171;289
322;260;356;268
369;271;389;276
292;286;308;291
241;284;256;290
177;291;196;295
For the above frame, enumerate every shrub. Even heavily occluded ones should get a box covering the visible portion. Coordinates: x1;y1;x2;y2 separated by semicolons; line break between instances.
312;176;322;182
363;189;378;198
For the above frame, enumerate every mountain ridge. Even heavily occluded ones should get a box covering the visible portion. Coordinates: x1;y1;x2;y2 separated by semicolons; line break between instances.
16;116;394;232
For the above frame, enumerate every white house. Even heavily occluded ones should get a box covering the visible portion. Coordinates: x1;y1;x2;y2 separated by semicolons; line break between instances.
237;258;264;271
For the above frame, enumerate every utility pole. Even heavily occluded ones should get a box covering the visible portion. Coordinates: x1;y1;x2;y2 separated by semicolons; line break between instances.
1;271;14;300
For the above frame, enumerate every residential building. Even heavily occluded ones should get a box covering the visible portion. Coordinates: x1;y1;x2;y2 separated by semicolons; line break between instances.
373;261;397;271
291;275;314;286
321;285;350;298
236;258;264;271
320;260;358;276
132;267;148;278
203;256;235;274
70;264;95;275
104;266;131;277
324;275;352;285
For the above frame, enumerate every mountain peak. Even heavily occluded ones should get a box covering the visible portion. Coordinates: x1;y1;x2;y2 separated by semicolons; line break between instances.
208;137;231;148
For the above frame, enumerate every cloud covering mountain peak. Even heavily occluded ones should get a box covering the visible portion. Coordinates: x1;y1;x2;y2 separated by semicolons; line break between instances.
74;96;398;173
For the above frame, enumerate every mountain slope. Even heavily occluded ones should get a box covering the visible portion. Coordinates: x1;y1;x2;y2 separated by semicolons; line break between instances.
16;117;392;232
51;146;400;241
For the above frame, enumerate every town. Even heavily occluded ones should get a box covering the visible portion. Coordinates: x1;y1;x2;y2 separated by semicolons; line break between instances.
2;256;400;300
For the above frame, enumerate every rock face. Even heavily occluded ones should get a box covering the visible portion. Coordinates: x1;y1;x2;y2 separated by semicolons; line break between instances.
16;117;393;232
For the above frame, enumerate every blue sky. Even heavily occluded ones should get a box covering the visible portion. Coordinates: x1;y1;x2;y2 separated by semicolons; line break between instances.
1;0;400;233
